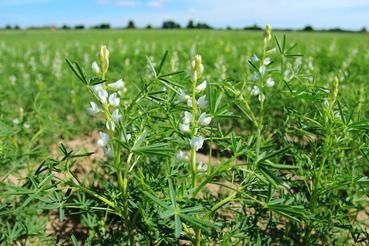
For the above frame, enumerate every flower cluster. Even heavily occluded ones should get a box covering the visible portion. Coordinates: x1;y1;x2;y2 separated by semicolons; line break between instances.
177;55;211;166
87;46;129;156
249;24;276;101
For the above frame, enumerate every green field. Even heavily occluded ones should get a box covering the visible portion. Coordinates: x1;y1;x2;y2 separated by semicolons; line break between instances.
1;29;369;244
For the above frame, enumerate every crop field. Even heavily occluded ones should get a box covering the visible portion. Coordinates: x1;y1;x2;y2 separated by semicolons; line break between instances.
1;29;369;245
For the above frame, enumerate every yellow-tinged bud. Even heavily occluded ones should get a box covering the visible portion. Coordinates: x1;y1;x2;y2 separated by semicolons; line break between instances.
99;45;110;78
264;24;272;45
191;54;204;81
329;76;339;109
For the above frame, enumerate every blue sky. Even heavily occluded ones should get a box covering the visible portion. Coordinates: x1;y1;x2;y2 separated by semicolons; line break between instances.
0;0;368;29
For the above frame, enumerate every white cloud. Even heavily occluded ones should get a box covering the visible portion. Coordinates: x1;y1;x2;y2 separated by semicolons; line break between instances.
147;0;163;8
117;0;140;7
0;0;48;5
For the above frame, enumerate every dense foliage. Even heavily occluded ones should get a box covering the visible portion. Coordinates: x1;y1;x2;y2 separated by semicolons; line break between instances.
1;28;369;245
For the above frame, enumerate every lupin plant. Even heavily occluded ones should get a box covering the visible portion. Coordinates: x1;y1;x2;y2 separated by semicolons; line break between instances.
2;25;369;245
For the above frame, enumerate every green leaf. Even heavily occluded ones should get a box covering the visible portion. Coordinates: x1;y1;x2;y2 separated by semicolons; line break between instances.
174;215;182;238
142;191;169;209
168;179;176;208
132;143;174;157
257;146;291;164
65;58;88;84
179;213;219;234
156;50;168;75
260;161;298;170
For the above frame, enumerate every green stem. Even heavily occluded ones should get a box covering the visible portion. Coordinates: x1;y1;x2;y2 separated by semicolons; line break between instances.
191;148;197;187
190;77;198;189
117;152;134;244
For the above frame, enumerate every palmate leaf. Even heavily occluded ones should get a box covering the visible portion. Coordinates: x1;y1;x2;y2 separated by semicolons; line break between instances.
132;143;174;157
143;180;217;238
179;213;219;234
266;199;306;222
65;58;88;84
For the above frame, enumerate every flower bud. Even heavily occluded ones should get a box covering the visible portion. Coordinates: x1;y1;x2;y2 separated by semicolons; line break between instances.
191;54;204;81
264;24;272;45
99;45;110;77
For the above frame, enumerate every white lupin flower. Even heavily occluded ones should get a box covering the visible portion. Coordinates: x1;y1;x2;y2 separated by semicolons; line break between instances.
104;146;113;158
108;92;120;107
251;85;260;96
177;89;190;102
190;136;204;151
97;132;109;147
176;150;188;161
251;72;259;81
187;98;193;107
267;47;277;55
96;87;108;104
23;122;30;129
13;118;20;125
106;120;116;131
197;95;208;110
121;133;132;143
198;112;212;126
323;98;329;108
108;79;125;91
92;61;100;74
264;57;271;65
259;65;266;75
111;109;122;122
196;80;207;92
179;123;190;133
258;93;265;102
87;101;99;115
250;54;260;62
92;84;103;94
183;111;192;124
266;77;275;88
197;162;208;172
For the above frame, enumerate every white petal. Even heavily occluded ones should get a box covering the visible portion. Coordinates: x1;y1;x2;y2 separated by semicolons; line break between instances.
97;88;108;104
177;89;190;102
196;80;207;92
179;123;190;133
97;132;109;147
266;78;275;88
197;162;208;172
197;95;208;110
190;136;204;151
187;98;193;107
264;57;271;65
251;72;259;81
183;111;192;124
198;112;211;126
106;121;116;131
92;61;100;74
108;92;120;107
111;109;122;122
121;133;131;143
251;85;260;96
250;54;260;63
87;101;99;115
108;79;125;91
259;65;266;75
104;146;113;158
176;150;188;161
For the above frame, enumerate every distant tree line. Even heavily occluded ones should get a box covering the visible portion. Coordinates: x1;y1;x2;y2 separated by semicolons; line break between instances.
1;21;367;33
